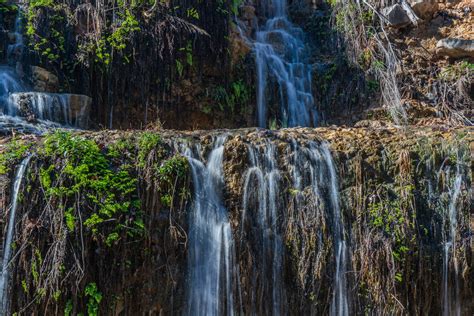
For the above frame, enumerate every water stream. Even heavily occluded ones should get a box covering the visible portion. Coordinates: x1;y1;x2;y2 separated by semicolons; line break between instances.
242;142;284;315
0;155;31;316
240;138;349;314
0;9;89;134
184;136;236;316
254;0;315;128
442;162;463;316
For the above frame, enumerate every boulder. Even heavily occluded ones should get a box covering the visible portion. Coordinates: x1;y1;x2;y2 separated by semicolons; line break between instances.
436;38;474;59
408;0;439;20
382;4;411;28
30;66;59;93
240;5;256;21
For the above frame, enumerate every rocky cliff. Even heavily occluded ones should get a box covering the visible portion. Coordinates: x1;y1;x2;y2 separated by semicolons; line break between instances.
0;126;471;314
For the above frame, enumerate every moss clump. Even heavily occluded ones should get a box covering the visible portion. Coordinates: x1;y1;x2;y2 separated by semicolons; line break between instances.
0;137;31;175
39;131;142;241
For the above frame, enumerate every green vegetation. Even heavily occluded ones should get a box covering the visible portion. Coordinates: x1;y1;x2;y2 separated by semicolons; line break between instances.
26;0;65;62
85;283;102;316
157;155;190;207
39;131;142;242
0;137;31;175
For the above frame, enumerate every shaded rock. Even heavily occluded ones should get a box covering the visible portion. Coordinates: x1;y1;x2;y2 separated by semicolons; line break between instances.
382;4;411;28
30;66;59;93
240;5;256;20
436;38;474;58
408;0;439;20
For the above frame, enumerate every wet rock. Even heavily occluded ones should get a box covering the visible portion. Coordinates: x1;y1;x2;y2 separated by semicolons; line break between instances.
408;0;439;20
30;66;59;93
382;4;411;28
8;92;91;128
436;38;474;58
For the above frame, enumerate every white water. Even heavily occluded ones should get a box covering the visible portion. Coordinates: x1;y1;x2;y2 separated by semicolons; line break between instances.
7;92;89;128
7;11;24;64
289;141;349;315
184;136;235;316
240;139;349;314
254;0;315;127
242;142;283;315
442;164;463;316
0;155;31;315
0;9;88;134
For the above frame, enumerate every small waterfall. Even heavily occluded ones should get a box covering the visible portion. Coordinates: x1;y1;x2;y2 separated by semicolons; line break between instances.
320;144;349;316
0;9;91;133
289;141;349;315
254;0;315;127
241;139;349;314
442;162;463;316
0;155;31;315
242;142;284;315
184;136;236;316
0;67;24;107
7;10;24;64
7;92;89;127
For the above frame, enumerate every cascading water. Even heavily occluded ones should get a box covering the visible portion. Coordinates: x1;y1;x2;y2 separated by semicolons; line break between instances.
0;9;90;133
442;161;463;316
254;0;315;127
289;141;349;315
241;138;349;314
0;155;31;316
242;142;284;315
184;136;236;316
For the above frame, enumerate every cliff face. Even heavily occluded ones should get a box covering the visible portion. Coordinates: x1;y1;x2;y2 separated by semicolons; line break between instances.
0;127;471;314
0;0;473;315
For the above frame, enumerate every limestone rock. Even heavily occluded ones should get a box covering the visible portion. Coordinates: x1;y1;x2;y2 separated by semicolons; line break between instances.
436;38;474;58
30;66;59;93
382;4;411;28
408;0;439;20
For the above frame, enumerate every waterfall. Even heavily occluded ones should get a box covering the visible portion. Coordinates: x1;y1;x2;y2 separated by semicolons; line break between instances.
242;142;284;315
7;92;88;127
241;138;349;314
0;9;90;133
0;155;31;315
442;162;463;316
254;0;315;127
297;142;349;316
7;10;24;64
184;136;236;316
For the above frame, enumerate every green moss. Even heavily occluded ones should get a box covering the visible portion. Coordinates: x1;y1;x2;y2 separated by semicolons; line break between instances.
40;131;142;240
0;137;31;175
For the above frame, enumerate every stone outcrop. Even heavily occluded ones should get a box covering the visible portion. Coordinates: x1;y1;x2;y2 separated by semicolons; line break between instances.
30;66;59;93
382;4;412;28
408;0;439;20
436;38;474;58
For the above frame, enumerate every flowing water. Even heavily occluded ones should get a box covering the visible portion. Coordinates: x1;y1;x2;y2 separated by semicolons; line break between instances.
240;139;349;314
242;142;284;315
184;136;236;316
0;155;31;316
442;163;463;316
254;0;315;128
291;142;349;316
0;9;89;134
